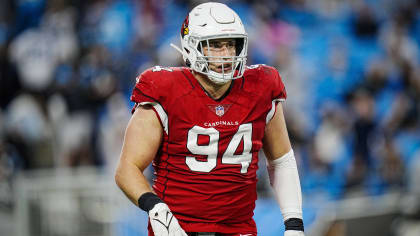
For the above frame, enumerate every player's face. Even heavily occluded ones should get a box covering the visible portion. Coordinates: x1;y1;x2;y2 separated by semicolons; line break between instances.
202;38;237;74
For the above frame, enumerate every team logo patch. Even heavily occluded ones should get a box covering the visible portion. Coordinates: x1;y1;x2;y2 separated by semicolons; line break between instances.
207;104;232;117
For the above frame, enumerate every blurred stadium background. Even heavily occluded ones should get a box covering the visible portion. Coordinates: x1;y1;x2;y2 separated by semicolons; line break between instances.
1;0;420;235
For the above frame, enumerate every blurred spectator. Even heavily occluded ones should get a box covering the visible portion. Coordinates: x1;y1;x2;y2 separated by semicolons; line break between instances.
352;2;379;38
4;93;54;169
379;6;419;69
0;42;22;110
98;92;130;171
376;137;404;189
8;0;78;92
314;103;350;168
9;28;62;91
346;89;376;190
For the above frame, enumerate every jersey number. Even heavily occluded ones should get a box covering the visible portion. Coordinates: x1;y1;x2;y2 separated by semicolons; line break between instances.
186;124;252;174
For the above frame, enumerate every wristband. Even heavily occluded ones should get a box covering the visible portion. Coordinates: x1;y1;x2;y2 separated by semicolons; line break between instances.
137;192;164;212
285;218;304;231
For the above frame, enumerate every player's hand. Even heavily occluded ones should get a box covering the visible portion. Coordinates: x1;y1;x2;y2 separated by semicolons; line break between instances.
149;202;187;236
284;230;304;236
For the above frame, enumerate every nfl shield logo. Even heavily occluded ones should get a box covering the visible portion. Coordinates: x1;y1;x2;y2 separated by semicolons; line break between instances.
215;105;224;117
207;104;231;117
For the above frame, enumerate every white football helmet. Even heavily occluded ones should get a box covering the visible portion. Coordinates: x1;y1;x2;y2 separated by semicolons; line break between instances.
171;2;248;84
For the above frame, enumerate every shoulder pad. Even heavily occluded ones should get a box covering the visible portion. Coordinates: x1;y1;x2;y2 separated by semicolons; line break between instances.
244;64;286;101
132;66;191;106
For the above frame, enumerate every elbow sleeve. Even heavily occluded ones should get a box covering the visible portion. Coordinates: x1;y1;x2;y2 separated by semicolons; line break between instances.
267;149;303;221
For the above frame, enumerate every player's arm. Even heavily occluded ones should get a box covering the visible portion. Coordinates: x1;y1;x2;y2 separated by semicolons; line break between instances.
115;106;161;204
115;106;186;236
263;103;304;236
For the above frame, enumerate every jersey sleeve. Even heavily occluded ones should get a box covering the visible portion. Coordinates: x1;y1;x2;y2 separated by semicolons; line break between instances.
268;66;287;102
131;69;163;105
262;65;287;123
130;68;169;134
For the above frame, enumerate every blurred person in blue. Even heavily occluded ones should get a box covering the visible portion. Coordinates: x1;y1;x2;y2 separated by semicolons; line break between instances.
115;2;304;236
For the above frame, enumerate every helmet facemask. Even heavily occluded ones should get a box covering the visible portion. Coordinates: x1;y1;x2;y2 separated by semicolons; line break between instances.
194;36;247;84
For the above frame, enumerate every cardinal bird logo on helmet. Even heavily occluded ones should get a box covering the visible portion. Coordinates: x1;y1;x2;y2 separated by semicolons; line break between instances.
181;15;189;38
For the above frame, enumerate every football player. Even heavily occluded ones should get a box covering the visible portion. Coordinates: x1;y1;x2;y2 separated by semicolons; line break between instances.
115;2;304;236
